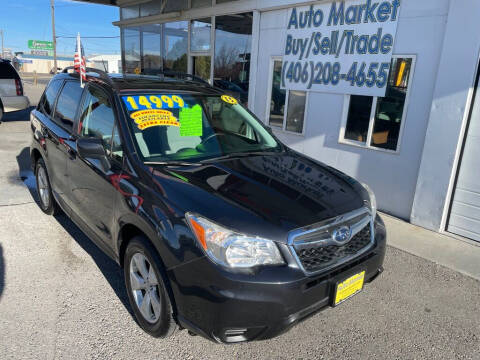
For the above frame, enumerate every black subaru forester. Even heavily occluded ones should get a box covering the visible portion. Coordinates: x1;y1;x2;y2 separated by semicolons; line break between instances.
30;68;386;343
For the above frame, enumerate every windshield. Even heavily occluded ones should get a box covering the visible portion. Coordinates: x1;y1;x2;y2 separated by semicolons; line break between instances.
121;93;280;163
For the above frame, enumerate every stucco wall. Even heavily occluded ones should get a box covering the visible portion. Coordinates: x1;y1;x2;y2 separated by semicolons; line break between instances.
254;0;449;220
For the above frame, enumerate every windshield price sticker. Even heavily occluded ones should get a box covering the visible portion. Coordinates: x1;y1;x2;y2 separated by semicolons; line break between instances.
130;109;180;130
179;105;203;137
282;0;400;97
123;95;185;111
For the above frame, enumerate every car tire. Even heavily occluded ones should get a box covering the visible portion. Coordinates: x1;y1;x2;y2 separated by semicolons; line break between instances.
35;158;60;215
124;236;177;338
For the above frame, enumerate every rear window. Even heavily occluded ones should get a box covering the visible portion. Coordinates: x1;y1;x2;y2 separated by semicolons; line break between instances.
54;81;84;132
0;62;19;79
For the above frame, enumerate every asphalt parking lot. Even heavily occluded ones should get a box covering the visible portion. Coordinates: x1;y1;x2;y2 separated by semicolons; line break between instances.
0;81;479;360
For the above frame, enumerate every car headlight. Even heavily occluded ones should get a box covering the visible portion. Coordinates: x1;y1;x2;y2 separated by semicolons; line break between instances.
362;183;377;219
185;213;284;268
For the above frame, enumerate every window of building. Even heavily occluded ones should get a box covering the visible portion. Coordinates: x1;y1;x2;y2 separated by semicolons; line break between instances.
266;59;285;128
121;5;139;20
123;27;141;74
216;0;240;4
164;0;188;12
286;91;306;134
339;56;415;152
266;57;307;134
140;1;162;17
193;56;211;82
191;18;211;52
53;81;84;132
163;21;188;72
142;24;162;74
191;0;211;8
214;13;252;106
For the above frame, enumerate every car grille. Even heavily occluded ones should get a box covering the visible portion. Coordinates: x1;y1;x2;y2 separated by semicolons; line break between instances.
294;224;372;273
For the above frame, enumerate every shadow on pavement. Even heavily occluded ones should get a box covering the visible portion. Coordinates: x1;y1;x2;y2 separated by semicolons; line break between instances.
16;147;39;202
16;148;134;317
53;214;134;316
0;244;4;301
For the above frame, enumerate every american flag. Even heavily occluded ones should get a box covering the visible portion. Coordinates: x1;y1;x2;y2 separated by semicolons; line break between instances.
74;33;86;87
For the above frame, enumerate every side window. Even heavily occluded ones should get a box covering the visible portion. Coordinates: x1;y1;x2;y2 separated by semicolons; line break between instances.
340;56;414;152
78;86;116;155
41;80;63;116
54;81;84;132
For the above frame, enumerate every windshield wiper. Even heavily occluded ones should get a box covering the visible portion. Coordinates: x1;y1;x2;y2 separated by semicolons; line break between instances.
144;161;202;167
199;150;281;164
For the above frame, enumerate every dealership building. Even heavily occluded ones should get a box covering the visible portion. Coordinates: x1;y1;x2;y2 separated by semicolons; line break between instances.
79;0;480;244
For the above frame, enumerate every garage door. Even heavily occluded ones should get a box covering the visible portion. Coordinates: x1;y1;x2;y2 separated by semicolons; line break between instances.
448;73;480;242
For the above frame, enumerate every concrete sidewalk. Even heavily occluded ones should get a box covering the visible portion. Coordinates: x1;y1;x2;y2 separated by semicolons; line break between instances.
382;213;480;281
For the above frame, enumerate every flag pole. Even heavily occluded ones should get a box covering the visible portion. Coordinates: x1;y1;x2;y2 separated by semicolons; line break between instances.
77;33;84;88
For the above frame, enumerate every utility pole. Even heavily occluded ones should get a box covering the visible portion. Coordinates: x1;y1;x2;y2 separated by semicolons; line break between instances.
0;30;4;59
50;0;57;73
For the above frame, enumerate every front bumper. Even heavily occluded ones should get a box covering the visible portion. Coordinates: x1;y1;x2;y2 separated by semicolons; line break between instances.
169;216;387;343
1;95;30;112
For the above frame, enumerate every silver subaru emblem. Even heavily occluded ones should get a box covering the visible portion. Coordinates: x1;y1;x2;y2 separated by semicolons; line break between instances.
332;226;352;245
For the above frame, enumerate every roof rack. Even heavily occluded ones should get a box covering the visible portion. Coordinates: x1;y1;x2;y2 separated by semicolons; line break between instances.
61;66;116;88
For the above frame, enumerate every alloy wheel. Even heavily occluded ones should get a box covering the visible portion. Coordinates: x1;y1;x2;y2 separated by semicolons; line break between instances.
37;166;50;209
129;253;162;324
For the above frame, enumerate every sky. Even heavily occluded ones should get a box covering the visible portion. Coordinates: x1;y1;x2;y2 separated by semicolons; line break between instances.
0;0;120;57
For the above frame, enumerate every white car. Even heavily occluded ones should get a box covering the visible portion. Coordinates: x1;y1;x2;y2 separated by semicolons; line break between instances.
0;59;30;121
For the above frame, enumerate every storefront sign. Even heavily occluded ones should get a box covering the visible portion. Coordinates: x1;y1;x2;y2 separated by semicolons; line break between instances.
31;50;49;56
282;0;400;96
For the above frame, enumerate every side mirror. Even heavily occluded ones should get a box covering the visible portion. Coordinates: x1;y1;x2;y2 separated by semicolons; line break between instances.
77;137;111;172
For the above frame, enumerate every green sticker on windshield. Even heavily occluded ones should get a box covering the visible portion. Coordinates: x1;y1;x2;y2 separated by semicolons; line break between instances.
179;105;203;137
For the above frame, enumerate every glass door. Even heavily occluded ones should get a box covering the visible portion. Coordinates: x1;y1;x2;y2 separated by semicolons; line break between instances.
193;56;211;83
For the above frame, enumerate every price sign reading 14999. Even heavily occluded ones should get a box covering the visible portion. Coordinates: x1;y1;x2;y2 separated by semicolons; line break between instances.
122;95;185;111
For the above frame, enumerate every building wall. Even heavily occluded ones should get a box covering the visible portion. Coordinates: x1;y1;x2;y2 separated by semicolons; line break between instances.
412;0;480;231
89;55;122;73
254;0;449;220
20;59;75;74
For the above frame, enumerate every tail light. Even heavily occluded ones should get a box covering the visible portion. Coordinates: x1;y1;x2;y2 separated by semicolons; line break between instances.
15;78;23;96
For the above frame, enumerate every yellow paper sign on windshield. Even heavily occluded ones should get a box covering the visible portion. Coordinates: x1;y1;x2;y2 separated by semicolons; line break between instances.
179;105;203;137
130;109;179;130
221;95;238;105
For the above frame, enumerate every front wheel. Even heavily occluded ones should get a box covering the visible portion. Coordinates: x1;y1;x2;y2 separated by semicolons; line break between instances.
124;236;177;338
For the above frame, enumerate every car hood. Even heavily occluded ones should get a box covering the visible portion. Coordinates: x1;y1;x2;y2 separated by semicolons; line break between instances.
150;151;367;243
